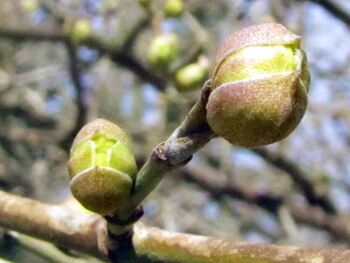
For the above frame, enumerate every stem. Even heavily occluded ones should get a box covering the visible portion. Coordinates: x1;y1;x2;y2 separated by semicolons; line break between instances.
116;81;214;220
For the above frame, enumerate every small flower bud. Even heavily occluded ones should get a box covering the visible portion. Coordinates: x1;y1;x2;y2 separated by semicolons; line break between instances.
68;119;137;215
175;57;209;92
70;19;92;43
147;33;179;70
206;23;310;148
164;0;183;18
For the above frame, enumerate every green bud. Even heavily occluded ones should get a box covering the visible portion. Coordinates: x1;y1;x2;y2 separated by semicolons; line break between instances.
70;19;92;43
206;23;310;148
68;119;137;215
164;0;183;18
147;34;179;70
139;0;151;8
175;58;209;92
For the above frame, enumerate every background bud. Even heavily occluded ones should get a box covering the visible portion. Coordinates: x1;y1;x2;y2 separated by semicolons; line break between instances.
70;19;92;43
147;33;179;70
174;57;209;92
68;119;137;215
206;23;310;148
164;0;183;18
20;0;39;12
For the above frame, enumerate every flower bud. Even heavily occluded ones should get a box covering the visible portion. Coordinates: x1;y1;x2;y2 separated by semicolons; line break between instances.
147;33;179;70
174;57;209;92
206;23;310;148
164;0;183;18
70;19;92;43
68;119;137;215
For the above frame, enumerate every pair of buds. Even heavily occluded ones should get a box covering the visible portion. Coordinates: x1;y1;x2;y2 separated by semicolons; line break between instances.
68;23;310;215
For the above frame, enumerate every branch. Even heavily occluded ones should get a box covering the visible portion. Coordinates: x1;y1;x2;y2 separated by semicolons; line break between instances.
307;0;350;26
0;190;349;263
0;27;166;91
60;42;89;150
180;164;283;213
0;65;62;95
0;105;56;129
0;28;67;42
121;16;151;52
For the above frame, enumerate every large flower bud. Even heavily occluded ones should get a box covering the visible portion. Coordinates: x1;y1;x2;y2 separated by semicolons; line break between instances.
68;119;137;215
206;23;310;148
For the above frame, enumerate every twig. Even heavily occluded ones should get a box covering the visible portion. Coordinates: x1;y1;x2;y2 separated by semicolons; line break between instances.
122;16;151;52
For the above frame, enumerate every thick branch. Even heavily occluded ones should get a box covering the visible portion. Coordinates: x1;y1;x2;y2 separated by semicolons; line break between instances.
1;190;350;263
133;224;350;263
0;190;102;258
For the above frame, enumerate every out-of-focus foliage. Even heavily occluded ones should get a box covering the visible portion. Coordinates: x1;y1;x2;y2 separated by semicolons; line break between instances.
0;0;350;262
